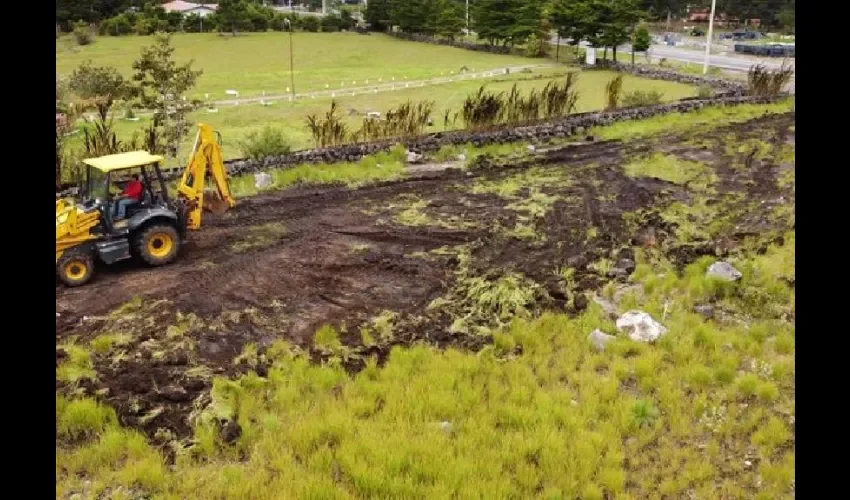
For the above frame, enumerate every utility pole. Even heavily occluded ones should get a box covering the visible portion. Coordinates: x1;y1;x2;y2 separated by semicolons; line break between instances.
285;19;295;96
466;0;469;36
702;0;717;75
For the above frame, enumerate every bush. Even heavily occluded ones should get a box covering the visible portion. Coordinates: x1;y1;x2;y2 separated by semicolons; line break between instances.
321;14;343;32
270;14;288;31
621;90;664;108
73;21;93;45
103;15;133;36
239;126;292;161
697;85;714;99
301;16;320;33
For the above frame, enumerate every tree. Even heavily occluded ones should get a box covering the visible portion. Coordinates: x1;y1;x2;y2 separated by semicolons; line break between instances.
632;25;650;64
596;0;642;62
69;61;129;121
217;0;250;35
436;0;465;41
132;33;203;156
365;0;392;31
474;0;518;46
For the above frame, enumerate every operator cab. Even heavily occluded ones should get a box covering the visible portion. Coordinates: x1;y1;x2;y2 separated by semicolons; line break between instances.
79;151;185;238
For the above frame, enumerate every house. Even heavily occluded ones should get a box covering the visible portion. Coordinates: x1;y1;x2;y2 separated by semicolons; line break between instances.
161;1;218;17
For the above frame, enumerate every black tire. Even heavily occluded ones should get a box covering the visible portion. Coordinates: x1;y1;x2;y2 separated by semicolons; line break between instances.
57;250;94;287
134;223;180;266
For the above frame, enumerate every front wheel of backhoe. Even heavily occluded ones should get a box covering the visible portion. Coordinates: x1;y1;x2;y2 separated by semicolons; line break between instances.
57;251;94;287
135;224;180;266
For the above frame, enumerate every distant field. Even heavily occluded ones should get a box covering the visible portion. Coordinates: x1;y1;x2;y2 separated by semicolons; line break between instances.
58;33;697;160
65;68;697;160
56;32;537;100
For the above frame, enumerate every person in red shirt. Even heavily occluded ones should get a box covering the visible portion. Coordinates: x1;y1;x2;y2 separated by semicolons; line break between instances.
113;174;144;219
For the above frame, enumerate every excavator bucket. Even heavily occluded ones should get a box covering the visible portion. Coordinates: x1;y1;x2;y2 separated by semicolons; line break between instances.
203;190;231;215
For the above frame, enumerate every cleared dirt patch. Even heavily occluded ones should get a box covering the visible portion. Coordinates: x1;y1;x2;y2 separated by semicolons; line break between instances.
57;113;795;444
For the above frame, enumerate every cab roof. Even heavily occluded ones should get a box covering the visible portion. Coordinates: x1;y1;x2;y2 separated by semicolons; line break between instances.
82;151;165;172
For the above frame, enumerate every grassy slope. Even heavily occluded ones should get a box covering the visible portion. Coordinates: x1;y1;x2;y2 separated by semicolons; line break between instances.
57;101;795;499
56;32;536;99
57;33;697;157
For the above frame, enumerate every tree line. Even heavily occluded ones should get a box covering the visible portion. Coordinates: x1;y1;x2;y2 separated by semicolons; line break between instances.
57;1;337;32
365;0;794;43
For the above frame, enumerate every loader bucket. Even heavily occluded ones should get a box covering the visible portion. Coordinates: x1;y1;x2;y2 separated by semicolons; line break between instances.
203;191;231;215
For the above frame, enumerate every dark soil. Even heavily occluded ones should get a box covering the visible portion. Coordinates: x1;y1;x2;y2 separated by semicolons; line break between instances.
56;112;795;446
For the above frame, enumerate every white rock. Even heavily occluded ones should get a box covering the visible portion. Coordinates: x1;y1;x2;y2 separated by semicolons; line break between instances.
616;310;668;343
254;172;273;189
457;153;466;161
439;421;452;432
706;261;742;281
527;145;536;152
588;329;616;352
406;151;423;164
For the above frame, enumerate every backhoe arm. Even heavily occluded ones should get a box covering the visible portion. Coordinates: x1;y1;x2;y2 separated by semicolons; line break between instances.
176;123;236;230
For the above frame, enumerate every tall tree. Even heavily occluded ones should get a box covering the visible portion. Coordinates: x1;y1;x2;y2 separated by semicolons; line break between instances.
217;0;250;35
598;0;641;62
365;0;392;31
436;0;466;41
132;33;203;156
473;0;518;46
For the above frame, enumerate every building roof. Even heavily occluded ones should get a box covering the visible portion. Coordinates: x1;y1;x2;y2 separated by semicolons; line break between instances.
83;151;165;172
161;1;218;13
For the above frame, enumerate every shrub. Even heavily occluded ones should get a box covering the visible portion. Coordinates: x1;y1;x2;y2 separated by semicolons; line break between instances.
301;16;320;33
321;13;343;32
621;90;664;108
604;74;624;111
239;126;292;160
697;85;714;99
73;21;93;45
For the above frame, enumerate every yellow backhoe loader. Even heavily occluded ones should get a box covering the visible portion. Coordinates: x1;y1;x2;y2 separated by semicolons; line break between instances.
56;123;236;287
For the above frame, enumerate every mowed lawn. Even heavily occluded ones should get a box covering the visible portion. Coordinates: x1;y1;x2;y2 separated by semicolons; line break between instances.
56;32;537;99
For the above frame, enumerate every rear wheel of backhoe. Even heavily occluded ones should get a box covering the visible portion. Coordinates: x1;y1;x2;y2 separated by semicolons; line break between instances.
57;250;94;287
135;224;180;266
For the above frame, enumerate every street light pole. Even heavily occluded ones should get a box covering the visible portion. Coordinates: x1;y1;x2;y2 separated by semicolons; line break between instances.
702;0;717;75
466;0;469;36
285;19;295;97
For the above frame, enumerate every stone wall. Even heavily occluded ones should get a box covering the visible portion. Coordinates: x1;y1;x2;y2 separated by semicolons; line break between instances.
586;60;747;95
171;94;780;180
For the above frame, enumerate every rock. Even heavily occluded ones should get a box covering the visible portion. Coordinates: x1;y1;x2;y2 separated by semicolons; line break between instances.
457;153;466;161
254;172;272;189
588;329;616;352
613;284;643;304
607;267;629;279
694;304;715;319
439;421;452;433
220;420;242;444
706;261;742;281
592;294;618;317
158;385;190;402
616;310;668;343
616;258;636;274
527;144;536;152
566;254;588;268
406;151;423;164
573;293;588;311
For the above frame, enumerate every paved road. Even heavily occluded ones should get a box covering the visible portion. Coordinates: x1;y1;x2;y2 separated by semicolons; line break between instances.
550;37;794;92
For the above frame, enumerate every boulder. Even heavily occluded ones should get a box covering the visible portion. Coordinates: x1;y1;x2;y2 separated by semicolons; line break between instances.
588;329;616;352
406;151;423;164
254;172;272;189
693;304;715;319
706;261;742;281
616;310;668;343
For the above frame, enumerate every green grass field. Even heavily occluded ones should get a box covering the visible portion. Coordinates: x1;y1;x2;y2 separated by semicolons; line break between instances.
56;32;537;100
57;33;697;160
